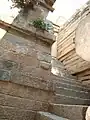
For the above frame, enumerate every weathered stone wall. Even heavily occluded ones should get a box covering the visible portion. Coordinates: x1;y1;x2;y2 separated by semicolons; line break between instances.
13;0;56;30
0;15;77;119
0;26;56;119
0;20;74;119
57;1;90;84
13;5;49;28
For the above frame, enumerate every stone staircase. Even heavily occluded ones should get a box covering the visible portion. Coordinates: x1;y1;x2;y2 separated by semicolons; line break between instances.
36;111;69;120
35;75;90;120
54;77;90;105
0;20;90;120
48;104;88;120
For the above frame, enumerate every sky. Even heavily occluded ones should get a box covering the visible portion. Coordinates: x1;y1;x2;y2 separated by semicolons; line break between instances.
47;0;88;25
0;0;89;25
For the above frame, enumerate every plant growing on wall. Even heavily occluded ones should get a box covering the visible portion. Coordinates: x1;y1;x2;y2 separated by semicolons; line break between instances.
30;18;53;32
9;0;38;12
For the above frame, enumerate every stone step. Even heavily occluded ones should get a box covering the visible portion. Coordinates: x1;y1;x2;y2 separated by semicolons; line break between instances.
53;76;82;86
0;105;35;120
55;82;90;92
56;87;90;99
49;104;88;120
0;93;49;112
57;78;89;90
0;119;8;120
54;94;90;105
35;111;69;120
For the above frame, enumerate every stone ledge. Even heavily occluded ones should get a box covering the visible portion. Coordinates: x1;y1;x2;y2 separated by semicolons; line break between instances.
40;61;51;70
37;52;52;63
0;70;55;92
36;111;69;120
0;20;56;45
0;93;49;111
0;105;36;120
49;104;88;120
0;81;54;103
10;72;55;92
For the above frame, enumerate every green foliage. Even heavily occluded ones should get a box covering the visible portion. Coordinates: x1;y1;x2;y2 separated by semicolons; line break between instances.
30;18;53;32
9;0;37;10
46;22;53;31
32;18;46;30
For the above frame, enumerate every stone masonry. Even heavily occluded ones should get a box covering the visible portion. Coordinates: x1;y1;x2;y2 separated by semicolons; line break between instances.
0;21;63;120
57;0;90;85
0;19;89;120
0;0;90;119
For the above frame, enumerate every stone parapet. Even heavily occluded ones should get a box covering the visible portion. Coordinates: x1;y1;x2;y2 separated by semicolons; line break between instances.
0;20;56;45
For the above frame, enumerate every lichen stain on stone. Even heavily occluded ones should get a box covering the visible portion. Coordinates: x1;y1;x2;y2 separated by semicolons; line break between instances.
2;60;18;70
0;69;11;81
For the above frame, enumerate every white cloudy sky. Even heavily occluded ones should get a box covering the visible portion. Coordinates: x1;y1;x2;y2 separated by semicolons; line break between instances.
47;0;88;25
0;0;88;24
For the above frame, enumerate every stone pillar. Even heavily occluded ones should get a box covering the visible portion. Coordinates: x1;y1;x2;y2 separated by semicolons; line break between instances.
0;18;56;118
13;1;49;29
0;1;57;119
11;0;56;75
0;24;55;79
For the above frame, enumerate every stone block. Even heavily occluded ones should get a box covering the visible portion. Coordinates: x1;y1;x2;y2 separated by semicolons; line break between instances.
0;105;35;120
0;93;49;111
0;39;15;51
51;59;65;69
37;52;52;63
30;68;52;80
36;112;68;120
49;104;88;120
2;52;39;69
82;80;90;86
0;69;11;81
36;43;51;54
2;60;18;70
26;24;36;34
0;46;9;57
40;61;51;70
11;72;54;91
19;55;39;70
36;29;56;45
0;81;54;103
27;48;37;57
3;33;36;49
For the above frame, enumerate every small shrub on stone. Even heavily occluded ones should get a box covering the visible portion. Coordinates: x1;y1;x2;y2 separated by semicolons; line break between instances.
30;18;53;32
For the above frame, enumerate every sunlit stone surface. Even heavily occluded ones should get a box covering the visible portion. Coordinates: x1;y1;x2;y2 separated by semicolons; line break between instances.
75;14;90;62
86;107;90;120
